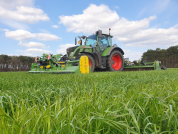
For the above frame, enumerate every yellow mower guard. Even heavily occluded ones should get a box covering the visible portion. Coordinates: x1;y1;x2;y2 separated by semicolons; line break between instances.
80;55;90;74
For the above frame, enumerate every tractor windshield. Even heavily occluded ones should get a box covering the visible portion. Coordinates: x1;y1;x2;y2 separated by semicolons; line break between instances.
85;35;97;47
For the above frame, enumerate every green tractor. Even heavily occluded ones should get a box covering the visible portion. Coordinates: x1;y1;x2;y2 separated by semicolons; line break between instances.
60;29;124;72
29;29;166;74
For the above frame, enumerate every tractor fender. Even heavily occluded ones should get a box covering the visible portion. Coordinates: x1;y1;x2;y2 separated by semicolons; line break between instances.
107;47;124;56
80;52;99;67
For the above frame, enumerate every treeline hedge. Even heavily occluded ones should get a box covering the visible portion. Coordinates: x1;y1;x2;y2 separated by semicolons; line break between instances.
0;45;178;72
142;45;178;68
0;55;35;72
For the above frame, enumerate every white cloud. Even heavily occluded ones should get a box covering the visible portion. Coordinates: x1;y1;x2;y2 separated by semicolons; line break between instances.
59;4;120;34
9;49;51;57
0;6;49;23
0;0;34;9
123;49;131;54
5;29;61;41
0;0;49;28
59;4;156;35
7;53;33;57
18;41;45;48
124;50;143;61
122;28;178;47
123;49;143;61
36;33;61;41
59;4;178;49
5;29;35;40
173;24;178;28
25;48;51;54
52;25;59;28
57;44;75;54
1;19;29;29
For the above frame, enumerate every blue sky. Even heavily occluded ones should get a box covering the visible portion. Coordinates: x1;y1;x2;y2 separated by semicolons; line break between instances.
0;0;178;61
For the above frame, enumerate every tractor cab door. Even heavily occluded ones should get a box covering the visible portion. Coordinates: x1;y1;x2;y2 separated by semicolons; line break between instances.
85;35;100;52
98;35;111;52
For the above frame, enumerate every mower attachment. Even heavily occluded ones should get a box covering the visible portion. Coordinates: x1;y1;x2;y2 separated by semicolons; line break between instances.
29;55;90;74
124;60;167;71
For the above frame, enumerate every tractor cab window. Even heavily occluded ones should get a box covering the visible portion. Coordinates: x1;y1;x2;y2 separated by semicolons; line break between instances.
85;35;97;47
99;35;109;51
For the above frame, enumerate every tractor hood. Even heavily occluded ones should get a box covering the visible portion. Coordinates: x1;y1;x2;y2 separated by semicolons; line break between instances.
67;46;78;57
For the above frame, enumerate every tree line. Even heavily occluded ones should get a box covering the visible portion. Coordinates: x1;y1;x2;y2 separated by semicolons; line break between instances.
142;45;178;68
0;55;35;72
0;45;178;72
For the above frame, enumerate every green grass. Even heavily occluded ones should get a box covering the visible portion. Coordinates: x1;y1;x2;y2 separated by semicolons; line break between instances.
0;69;178;134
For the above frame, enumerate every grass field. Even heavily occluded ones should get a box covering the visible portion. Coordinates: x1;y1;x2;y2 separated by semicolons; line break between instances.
0;69;178;134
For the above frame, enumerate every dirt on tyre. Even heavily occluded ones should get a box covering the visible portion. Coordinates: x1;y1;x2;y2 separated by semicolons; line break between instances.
107;50;124;71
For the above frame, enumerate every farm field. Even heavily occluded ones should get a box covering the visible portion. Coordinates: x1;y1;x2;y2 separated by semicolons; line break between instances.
0;69;178;134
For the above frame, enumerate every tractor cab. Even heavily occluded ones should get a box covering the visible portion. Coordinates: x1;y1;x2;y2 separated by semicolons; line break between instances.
84;30;113;52
73;29;113;52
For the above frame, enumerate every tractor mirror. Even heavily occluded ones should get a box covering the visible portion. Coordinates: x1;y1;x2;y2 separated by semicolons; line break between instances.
98;30;102;38
78;40;82;45
75;37;77;45
78;40;81;44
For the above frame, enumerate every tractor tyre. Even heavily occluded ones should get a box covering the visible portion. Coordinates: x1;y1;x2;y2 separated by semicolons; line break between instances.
107;50;124;71
75;54;95;72
85;54;95;72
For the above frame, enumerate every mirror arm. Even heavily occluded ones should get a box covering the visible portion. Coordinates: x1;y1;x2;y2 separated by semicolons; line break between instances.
75;37;77;45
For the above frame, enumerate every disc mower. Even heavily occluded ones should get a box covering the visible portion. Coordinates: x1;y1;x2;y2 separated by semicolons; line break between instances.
29;53;90;74
29;29;166;74
124;59;166;71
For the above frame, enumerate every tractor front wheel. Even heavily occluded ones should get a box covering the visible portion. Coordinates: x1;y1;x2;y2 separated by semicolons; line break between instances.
75;54;95;72
107;50;124;71
86;54;95;72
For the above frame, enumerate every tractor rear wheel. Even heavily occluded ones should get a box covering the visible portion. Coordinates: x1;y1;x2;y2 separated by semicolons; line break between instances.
75;54;95;72
107;50;124;71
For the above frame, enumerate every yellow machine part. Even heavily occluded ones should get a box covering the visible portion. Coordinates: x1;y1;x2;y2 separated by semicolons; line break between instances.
57;62;65;64
57;62;65;67
40;66;43;69
46;65;50;68
80;55;89;74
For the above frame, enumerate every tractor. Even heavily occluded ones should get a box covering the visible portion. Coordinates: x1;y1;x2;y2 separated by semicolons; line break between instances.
60;28;124;72
29;29;166;74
